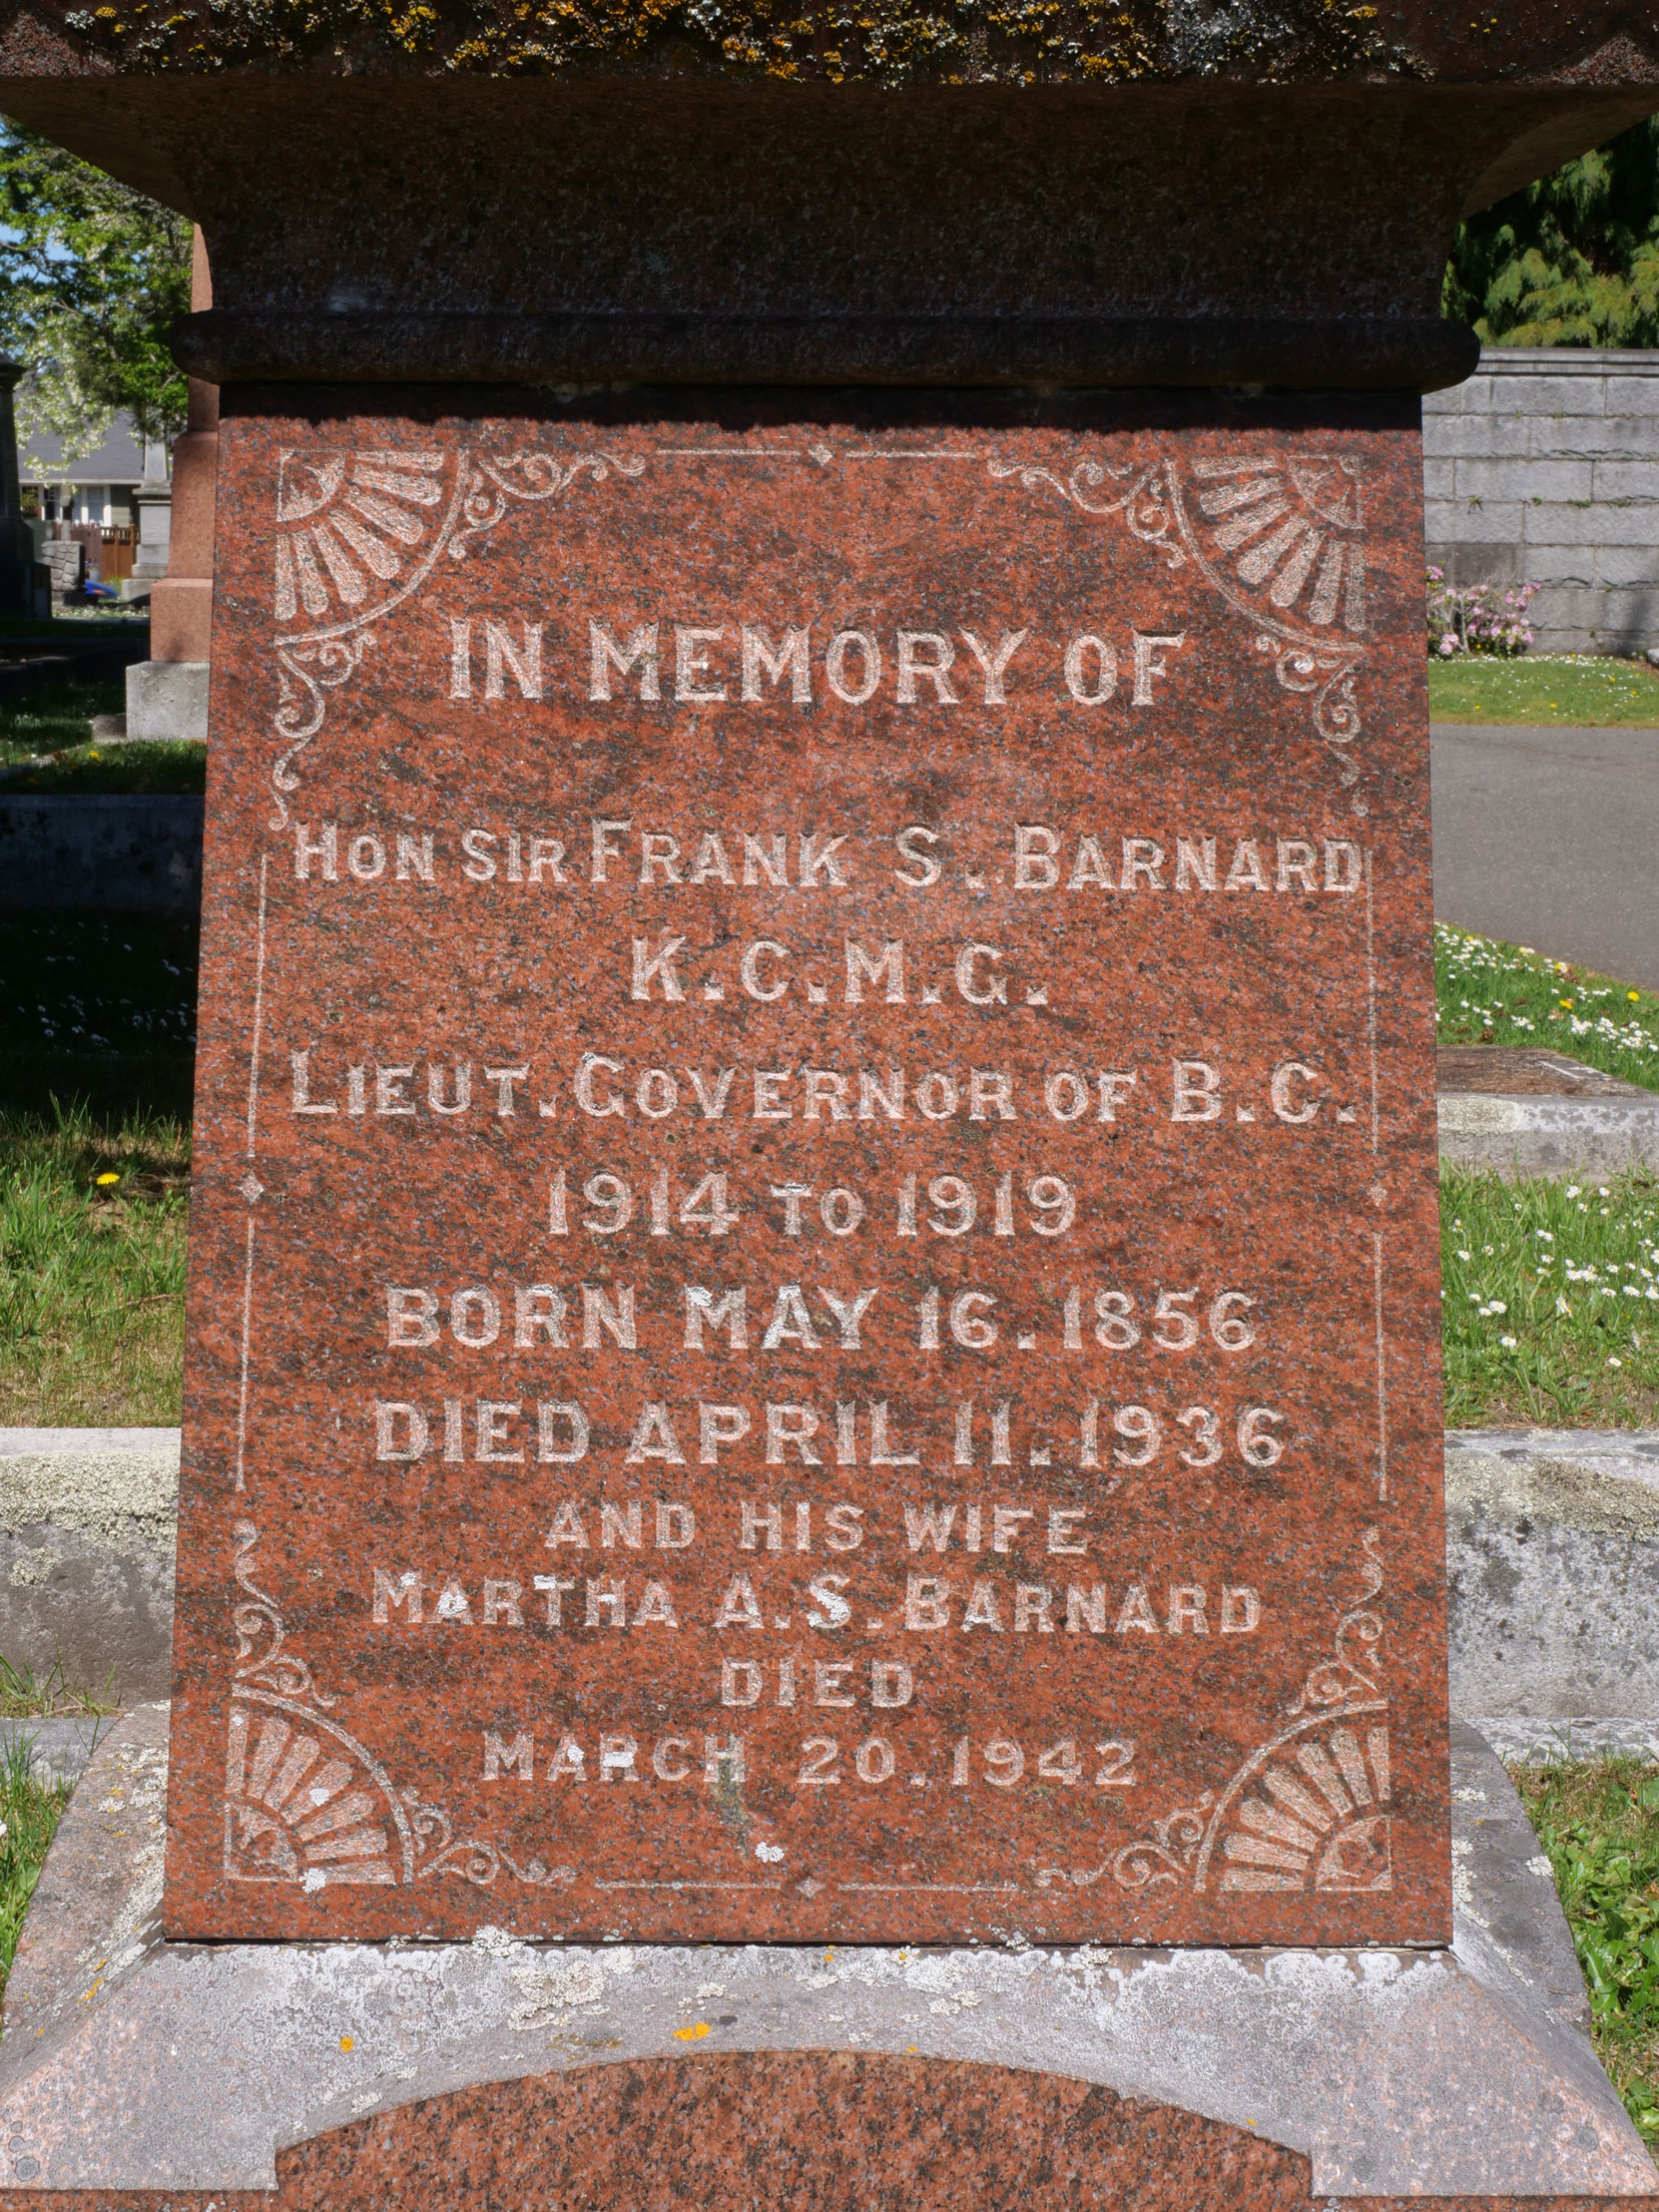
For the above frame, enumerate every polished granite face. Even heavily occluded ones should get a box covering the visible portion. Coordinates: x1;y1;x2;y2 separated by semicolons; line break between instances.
164;389;1446;1946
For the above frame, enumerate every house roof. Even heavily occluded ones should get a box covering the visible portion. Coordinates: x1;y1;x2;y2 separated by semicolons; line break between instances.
18;411;150;486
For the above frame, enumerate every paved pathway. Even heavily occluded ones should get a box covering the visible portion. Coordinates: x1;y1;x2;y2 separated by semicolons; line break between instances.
1430;721;1659;989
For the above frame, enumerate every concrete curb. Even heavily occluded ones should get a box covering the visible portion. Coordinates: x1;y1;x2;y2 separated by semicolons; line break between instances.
3;1426;1658;1731
1438;1093;1659;1179
0;1429;179;1701
0;1715;116;1788
1446;1428;1659;1720
0;795;203;913
1473;1718;1659;1765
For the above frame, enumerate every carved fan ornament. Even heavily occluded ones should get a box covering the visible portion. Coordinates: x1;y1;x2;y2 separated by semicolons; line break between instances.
267;445;646;827
984;449;1370;776
264;438;1372;821
225;1522;575;1893
1036;1527;1391;1899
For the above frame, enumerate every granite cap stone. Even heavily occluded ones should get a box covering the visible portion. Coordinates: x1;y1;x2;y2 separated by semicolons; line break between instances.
0;9;1656;390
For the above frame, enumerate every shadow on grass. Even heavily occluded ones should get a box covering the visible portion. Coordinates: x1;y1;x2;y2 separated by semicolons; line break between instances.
1;912;198;1425
0;675;126;772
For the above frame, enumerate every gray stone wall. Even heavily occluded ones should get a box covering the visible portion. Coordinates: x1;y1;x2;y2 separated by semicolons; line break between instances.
1422;347;1659;658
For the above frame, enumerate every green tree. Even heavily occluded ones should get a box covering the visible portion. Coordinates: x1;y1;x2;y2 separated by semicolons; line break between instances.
0;123;192;467
1444;116;1659;347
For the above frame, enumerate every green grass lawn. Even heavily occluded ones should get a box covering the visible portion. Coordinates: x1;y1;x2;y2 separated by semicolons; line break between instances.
0;676;124;771
0;1743;69;2011
0;914;196;1426
0;1103;189;1426
0;670;205;792
1441;1167;1659;1428
1436;925;1659;1094
1426;654;1659;727
1511;1756;1659;2148
0;740;206;795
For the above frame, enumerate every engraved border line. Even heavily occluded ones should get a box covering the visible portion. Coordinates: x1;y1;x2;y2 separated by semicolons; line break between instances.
1373;1231;1389;1505
1365;845;1380;1154
235;853;271;1494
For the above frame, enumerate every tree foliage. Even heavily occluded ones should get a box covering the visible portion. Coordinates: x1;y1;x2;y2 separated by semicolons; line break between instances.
1445;117;1659;348
0;124;192;466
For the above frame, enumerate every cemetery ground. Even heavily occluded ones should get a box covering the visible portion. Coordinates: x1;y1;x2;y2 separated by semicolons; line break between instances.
0;673;205;793
1513;1756;1659;2147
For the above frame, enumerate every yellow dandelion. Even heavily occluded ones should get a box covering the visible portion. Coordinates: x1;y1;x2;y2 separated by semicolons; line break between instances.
95;1172;120;1186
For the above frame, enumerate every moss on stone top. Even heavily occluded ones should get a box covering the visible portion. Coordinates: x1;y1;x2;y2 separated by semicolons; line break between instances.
50;0;1414;83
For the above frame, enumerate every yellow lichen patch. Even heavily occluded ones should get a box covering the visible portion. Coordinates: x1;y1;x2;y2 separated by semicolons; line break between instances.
61;0;1398;82
673;2020;712;2041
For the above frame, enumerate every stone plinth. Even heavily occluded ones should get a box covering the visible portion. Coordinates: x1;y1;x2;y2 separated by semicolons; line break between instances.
0;1707;1651;2205
129;227;216;732
2;16;1657;399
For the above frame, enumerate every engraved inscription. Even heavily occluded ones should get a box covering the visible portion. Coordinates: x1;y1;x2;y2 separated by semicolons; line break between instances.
171;406;1446;1947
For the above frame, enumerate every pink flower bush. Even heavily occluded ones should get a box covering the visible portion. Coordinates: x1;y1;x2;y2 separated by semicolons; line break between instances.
1426;567;1538;658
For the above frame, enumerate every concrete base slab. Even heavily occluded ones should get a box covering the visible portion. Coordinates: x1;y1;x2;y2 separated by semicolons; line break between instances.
1446;1430;1659;1719
123;659;209;744
0;1429;179;1701
0;1708;1650;2200
1438;1091;1659;1178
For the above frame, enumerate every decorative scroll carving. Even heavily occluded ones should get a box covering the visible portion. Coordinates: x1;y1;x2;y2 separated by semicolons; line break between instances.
225;1524;574;1894
1037;1529;1389;1898
991;446;1371;776
268;446;645;826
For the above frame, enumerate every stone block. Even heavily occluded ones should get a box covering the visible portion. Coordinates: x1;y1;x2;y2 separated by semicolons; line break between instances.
1523;501;1659;546
0;1430;179;1701
1538;414;1653;458
124;659;210;743
1593;545;1659;589
1482;373;1607;418
1456;456;1592;502
1435;1093;1659;1180
1420;455;1455;499
1591;458;1659;500
1601;374;1659;417
1421;539;1521;586
1424;499;1522;543
1581;593;1659;650
1422;412;1531;460
1445;1431;1659;1719
1419;383;1468;416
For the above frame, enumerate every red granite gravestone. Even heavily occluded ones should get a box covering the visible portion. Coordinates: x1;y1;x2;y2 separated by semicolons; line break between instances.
1;8;1657;2206
166;393;1443;1947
